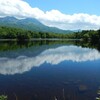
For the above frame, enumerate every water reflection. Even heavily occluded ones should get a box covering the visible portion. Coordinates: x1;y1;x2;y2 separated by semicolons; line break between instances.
0;40;100;100
0;42;100;75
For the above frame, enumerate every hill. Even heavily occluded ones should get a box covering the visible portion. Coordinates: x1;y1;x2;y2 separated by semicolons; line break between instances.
0;17;73;34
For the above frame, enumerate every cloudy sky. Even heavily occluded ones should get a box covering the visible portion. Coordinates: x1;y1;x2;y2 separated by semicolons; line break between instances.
0;0;100;30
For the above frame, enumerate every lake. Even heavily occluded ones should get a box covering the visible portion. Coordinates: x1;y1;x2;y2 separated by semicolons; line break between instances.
0;40;100;100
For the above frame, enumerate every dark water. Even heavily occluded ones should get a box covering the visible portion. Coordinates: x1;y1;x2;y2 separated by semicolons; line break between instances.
0;40;100;100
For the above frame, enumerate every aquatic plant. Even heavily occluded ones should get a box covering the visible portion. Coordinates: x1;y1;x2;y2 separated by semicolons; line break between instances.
97;90;100;95
0;95;7;100
96;97;100;100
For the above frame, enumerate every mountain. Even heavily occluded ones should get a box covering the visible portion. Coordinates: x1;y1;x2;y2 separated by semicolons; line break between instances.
0;16;73;34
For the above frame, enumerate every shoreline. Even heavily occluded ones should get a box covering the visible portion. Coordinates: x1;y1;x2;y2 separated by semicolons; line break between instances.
0;38;81;41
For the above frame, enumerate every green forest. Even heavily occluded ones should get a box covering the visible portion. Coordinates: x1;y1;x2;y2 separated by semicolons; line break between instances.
73;30;100;43
0;26;72;40
0;26;100;43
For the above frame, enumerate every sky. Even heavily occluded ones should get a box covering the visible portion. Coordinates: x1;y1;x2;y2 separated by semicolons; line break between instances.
0;0;100;30
25;0;100;15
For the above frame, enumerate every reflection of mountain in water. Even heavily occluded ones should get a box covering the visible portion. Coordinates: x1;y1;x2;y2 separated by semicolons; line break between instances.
0;45;100;75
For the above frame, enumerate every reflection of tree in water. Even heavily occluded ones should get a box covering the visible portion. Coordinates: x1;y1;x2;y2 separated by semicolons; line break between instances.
75;40;100;52
0;40;76;51
0;40;100;52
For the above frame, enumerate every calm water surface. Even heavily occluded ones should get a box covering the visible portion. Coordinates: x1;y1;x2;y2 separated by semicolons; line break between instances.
0;41;100;100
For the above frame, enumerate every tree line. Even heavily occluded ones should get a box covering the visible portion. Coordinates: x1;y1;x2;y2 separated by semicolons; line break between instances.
72;30;100;43
0;26;73;40
0;26;100;43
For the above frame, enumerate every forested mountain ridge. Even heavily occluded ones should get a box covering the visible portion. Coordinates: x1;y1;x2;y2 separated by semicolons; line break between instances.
0;17;100;43
0;17;72;34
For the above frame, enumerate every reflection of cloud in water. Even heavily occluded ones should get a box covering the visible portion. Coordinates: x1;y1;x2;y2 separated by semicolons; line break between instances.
0;46;100;75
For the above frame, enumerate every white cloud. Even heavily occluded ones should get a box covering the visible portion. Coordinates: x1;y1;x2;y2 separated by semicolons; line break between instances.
0;0;100;30
0;45;100;75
